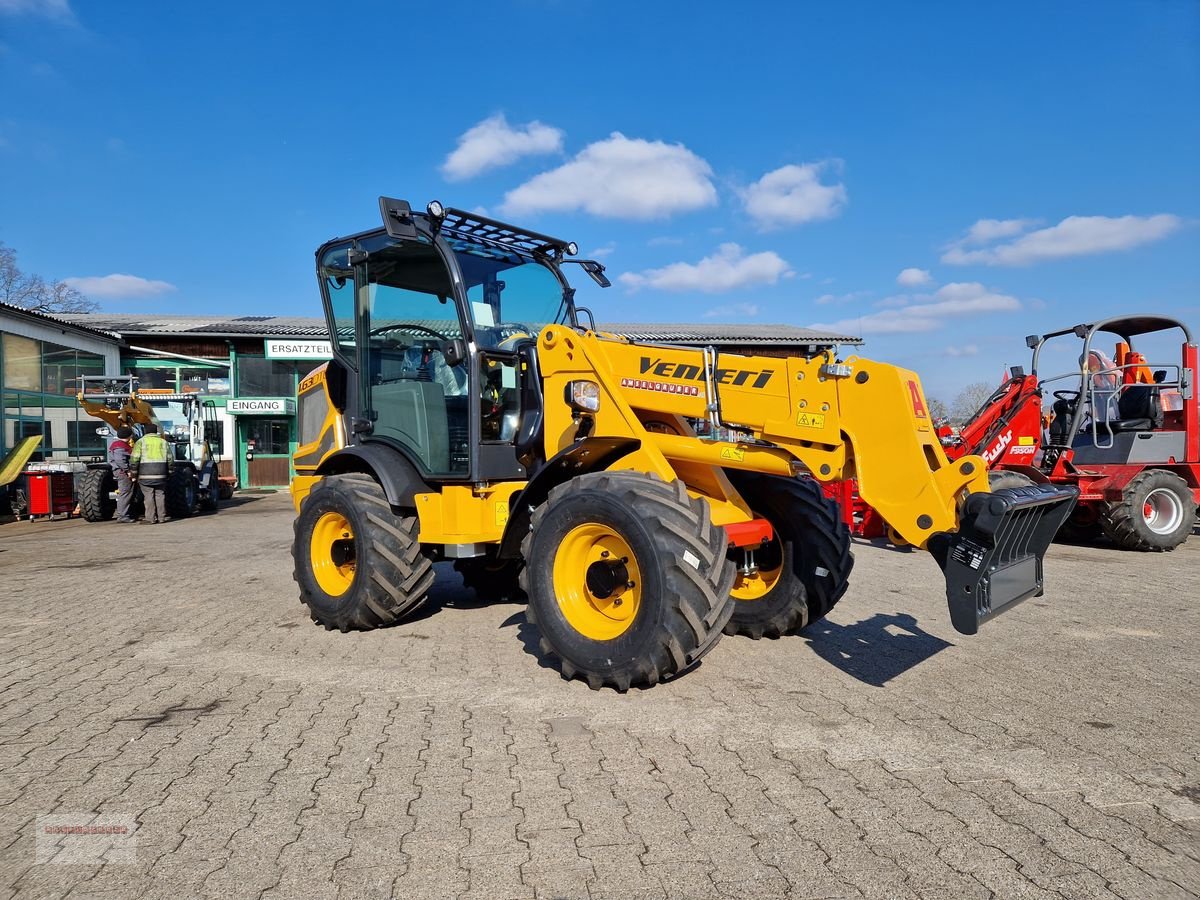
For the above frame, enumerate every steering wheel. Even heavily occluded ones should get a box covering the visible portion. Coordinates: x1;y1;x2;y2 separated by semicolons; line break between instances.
1052;390;1080;402
367;322;451;342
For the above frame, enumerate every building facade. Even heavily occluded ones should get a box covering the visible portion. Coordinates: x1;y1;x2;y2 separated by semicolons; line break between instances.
0;303;122;463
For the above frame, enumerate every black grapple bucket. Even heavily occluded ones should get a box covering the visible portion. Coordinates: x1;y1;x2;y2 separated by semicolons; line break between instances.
929;484;1079;635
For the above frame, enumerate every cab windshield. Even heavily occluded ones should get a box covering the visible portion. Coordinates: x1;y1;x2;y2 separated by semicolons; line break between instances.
447;237;569;349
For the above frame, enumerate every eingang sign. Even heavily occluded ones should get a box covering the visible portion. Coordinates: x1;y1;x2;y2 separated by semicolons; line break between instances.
227;398;296;415
264;339;332;359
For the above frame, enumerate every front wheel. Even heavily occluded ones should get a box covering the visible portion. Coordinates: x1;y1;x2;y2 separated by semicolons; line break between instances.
293;473;434;631
520;472;735;691
723;473;854;639
78;467;116;522
1100;470;1196;551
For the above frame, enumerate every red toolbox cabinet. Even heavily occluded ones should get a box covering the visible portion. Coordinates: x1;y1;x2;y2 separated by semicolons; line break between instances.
26;471;75;518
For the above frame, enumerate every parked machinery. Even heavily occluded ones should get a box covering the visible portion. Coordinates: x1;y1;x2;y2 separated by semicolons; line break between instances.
289;198;1077;690
844;316;1198;551
75;375;222;521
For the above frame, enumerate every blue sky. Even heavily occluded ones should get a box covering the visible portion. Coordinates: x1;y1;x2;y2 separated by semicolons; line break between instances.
1;0;1197;404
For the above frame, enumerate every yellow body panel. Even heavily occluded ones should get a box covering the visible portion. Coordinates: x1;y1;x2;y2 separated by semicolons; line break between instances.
536;327;987;549
414;482;525;545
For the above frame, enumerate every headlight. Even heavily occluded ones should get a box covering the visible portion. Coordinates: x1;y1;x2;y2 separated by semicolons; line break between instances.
567;380;601;413
565;241;579;256
427;200;445;220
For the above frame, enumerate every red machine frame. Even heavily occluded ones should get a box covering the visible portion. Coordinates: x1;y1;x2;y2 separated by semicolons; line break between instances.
832;314;1198;548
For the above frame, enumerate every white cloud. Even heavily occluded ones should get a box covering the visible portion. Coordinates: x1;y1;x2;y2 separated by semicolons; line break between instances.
810;282;1020;335
942;214;1183;266
501;132;717;219
815;290;871;306
590;243;616;259
647;236;684;247
619;243;792;294
0;0;72;17
896;267;932;287
440;114;563;181
64;274;176;298
944;344;979;357
702;302;759;319
741;162;847;230
961;218;1037;246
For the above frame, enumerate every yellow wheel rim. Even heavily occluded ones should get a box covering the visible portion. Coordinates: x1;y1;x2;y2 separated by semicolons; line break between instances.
311;511;356;596
730;525;783;602
552;523;642;640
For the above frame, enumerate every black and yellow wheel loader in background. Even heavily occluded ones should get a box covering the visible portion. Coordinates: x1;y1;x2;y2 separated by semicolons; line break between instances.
290;197;1079;691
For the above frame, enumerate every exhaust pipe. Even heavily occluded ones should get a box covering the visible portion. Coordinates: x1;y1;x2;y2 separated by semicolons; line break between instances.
929;484;1079;635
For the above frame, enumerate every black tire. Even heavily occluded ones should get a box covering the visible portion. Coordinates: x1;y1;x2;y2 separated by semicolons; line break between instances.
723;473;854;639
988;470;1035;491
1055;506;1104;544
519;471;736;691
1100;469;1196;551
165;466;198;519
455;556;524;603
293;473;435;631
79;467;117;522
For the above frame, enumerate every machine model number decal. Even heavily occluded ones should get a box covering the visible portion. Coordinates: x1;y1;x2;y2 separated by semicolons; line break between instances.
1009;445;1037;455
637;357;774;389
620;378;700;396
796;412;826;428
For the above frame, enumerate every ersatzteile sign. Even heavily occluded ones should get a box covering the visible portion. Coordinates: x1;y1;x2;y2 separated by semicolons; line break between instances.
264;339;332;359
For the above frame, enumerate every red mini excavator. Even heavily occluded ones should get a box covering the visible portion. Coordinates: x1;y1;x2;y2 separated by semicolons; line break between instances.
831;314;1198;551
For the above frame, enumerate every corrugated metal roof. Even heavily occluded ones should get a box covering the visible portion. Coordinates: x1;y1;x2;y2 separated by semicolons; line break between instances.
0;301;124;343
599;322;862;346
58;314;862;346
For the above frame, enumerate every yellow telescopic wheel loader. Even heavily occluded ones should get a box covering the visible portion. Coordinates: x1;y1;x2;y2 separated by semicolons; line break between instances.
290;198;1079;691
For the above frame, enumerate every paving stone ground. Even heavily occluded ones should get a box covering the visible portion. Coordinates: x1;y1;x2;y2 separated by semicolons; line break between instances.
0;492;1197;899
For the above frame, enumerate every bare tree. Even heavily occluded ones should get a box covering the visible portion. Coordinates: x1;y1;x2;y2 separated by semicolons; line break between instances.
927;396;949;423
951;381;997;423
0;242;98;314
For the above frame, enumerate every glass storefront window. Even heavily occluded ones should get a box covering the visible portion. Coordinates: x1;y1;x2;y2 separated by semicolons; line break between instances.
41;342;78;395
237;358;303;397
2;334;40;391
180;367;230;395
135;366;179;391
243;417;291;454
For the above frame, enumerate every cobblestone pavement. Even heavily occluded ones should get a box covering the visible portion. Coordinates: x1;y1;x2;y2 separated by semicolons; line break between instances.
1;493;1197;899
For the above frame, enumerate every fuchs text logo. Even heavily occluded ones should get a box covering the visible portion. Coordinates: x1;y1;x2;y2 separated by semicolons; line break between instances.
638;357;774;389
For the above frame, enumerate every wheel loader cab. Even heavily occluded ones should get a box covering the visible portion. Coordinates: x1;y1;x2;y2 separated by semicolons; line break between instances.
316;209;574;484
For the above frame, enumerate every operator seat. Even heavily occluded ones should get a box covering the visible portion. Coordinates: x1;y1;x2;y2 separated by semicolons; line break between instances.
1107;385;1163;433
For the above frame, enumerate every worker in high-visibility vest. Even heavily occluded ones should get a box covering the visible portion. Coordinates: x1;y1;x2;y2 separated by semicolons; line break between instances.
130;423;174;524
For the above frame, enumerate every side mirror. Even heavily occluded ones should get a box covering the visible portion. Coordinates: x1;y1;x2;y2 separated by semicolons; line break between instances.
443;339;467;368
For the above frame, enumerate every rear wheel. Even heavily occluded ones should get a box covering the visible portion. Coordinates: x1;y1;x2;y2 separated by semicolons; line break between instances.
1100;470;1196;551
455;556;524;603
293;473;435;630
723;473;854;639
78;467;116;522
520;471;735;691
165;466;198;519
